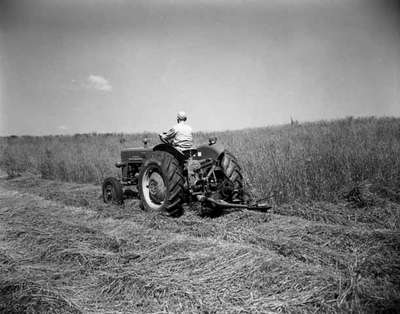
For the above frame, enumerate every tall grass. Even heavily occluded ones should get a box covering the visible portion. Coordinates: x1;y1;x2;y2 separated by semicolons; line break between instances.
1;117;400;204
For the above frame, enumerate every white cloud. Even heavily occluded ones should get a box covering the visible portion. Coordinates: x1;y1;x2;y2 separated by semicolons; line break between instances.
87;74;112;92
58;125;68;130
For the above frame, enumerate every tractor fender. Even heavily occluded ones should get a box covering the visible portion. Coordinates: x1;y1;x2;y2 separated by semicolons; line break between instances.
153;143;226;162
152;144;186;163
196;143;225;160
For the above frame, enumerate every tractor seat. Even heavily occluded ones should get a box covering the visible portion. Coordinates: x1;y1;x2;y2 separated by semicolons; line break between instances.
182;149;198;158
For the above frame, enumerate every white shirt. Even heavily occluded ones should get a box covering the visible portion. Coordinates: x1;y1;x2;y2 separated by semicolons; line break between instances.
161;121;193;151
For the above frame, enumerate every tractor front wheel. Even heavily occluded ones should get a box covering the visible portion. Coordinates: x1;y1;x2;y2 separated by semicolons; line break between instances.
102;177;124;205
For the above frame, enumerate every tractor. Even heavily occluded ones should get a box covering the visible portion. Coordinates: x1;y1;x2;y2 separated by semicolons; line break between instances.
102;136;270;217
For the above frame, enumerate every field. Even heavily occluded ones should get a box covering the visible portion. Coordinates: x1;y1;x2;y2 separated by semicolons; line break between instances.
0;117;400;313
2;117;400;204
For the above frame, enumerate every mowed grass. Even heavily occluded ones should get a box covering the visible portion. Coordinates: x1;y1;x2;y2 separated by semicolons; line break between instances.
1;116;400;204
0;176;399;313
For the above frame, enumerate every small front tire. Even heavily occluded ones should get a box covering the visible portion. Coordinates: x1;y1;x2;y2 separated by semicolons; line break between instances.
102;177;124;205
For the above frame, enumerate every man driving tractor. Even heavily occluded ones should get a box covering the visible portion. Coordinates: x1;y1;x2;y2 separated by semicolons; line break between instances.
103;110;271;216
159;111;193;151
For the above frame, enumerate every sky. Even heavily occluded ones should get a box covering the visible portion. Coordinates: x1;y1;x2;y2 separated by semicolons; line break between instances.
0;0;399;135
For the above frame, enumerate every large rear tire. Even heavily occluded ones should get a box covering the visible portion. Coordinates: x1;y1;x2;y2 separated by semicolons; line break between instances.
220;151;244;201
138;152;184;217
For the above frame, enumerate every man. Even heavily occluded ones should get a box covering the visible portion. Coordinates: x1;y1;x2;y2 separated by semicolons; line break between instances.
159;111;193;151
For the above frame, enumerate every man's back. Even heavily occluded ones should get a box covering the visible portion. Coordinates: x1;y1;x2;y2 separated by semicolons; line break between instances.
171;122;193;150
160;111;193;151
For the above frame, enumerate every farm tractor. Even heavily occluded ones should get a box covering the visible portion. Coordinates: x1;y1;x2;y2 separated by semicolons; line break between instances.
102;137;271;217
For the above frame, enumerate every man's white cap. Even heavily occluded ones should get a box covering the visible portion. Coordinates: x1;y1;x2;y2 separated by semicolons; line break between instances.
177;111;187;120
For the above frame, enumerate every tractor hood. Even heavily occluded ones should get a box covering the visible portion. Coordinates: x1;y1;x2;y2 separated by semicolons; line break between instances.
121;147;152;162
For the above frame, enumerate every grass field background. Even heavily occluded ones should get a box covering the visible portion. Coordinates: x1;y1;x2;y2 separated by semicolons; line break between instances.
1;116;400;204
1;116;399;313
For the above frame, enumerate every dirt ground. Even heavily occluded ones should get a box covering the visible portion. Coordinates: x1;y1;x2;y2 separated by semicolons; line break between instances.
0;175;399;313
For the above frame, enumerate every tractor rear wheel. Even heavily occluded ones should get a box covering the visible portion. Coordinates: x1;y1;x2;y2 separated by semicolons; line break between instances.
138;152;184;217
220;151;244;201
102;177;124;205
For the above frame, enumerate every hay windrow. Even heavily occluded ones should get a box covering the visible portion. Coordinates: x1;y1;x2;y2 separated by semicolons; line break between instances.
97;245;342;313
0;251;14;266
0;278;82;314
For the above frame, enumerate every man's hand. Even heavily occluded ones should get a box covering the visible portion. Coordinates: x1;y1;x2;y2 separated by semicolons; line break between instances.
159;133;168;144
160;128;176;144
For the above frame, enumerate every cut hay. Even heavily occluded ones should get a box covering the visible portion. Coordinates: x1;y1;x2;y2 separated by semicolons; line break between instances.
0;278;81;314
95;243;344;313
0;251;14;266
344;181;378;208
1;175;399;313
40;244;116;269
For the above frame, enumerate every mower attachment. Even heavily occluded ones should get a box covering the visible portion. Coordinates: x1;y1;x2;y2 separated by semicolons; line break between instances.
196;195;272;213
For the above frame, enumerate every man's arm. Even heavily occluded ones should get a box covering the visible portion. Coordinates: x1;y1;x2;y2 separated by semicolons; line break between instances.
160;128;176;143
